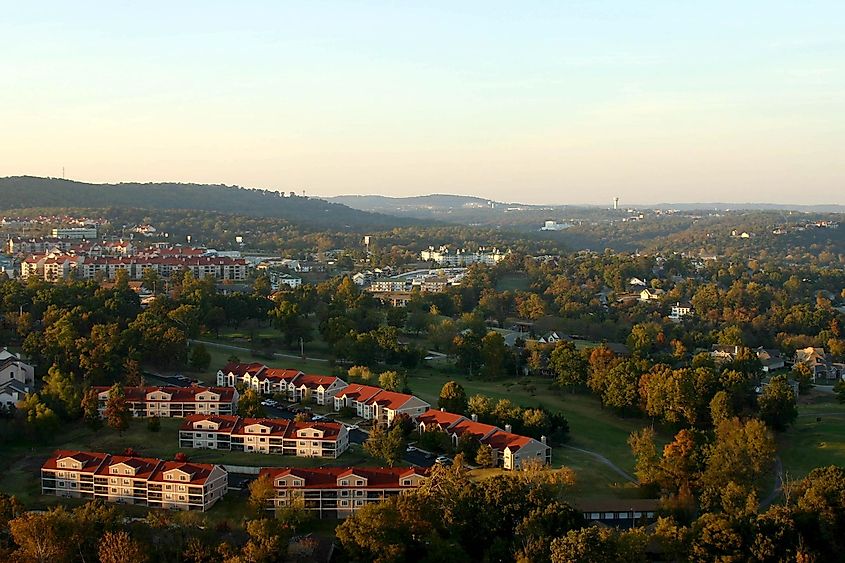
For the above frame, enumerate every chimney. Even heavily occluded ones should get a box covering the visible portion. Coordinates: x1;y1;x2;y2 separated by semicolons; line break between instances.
541;435;547;444
505;424;512;433
471;414;478;422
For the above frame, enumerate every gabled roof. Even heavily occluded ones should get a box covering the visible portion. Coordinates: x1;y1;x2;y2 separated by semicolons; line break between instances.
262;368;304;382
221;362;267;377
180;414;239;433
295;374;344;389
258;466;428;489
448;418;499;440
481;430;537;453
92;385;236;403
150;461;220;485
365;390;418;411
43;450;110;472
336;384;383;403
99;455;162;479
417;409;466;429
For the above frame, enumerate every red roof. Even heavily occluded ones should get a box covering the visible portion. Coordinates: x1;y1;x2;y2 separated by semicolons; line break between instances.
417;409;465;429
295;374;343;389
481;430;536;453
449;419;499;441
180;414;240;432
97;455;162;479
42;450;109;472
180;414;344;440
336;384;383;403
150;461;219;485
258;466;427;489
366;390;417;410
93;385;236;403
262;368;304;382
221;362;267;377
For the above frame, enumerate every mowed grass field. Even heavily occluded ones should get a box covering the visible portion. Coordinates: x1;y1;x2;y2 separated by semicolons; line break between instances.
779;396;845;479
406;369;668;474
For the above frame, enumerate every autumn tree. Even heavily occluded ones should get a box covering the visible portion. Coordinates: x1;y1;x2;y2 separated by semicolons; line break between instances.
248;474;276;515
104;383;130;435
81;387;102;430
549;341;588;391
378;370;406;392
98;531;147;563
438;381;468;413
238;388;266;418
364;424;406;467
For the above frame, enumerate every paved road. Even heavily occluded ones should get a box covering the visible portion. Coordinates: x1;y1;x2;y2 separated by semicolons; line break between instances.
190;339;330;363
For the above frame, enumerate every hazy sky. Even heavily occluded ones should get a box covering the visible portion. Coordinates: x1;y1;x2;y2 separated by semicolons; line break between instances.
1;1;843;205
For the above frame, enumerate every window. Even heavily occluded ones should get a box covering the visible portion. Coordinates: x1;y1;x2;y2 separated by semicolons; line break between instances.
355;480;364;486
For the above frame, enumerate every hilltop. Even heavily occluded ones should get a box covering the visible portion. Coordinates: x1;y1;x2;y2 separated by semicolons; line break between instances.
0;176;416;230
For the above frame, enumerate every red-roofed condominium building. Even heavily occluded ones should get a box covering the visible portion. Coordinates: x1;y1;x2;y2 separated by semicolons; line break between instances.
41;450;228;511
93;385;238;418
333;385;430;425
179;415;349;458
416;410;551;470
216;363;348;405
259;466;428;518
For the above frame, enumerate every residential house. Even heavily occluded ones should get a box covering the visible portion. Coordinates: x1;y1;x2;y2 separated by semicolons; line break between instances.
794;347;845;382
93;385;238;418
755;347;785;373
41;450;228;511
639;288;665;302
669;302;694;322
0;380;28;408
259;466;428;518
0;349;35;389
178;415;349;458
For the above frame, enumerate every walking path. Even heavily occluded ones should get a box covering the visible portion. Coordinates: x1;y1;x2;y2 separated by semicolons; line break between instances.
560;444;636;483
190;339;330;363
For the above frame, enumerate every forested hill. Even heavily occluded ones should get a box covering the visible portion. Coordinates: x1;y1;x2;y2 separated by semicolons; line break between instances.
0;176;417;229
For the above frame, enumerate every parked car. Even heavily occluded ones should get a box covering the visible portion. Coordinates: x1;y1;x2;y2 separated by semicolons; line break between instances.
435;455;452;465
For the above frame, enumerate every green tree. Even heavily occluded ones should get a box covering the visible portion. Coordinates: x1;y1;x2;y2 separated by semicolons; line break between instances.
41;365;82;419
438;381;468;413
480;331;509;379
18;393;60;437
364;424;406;467
758;375;797;431
188;344;211;371
549;342;588;391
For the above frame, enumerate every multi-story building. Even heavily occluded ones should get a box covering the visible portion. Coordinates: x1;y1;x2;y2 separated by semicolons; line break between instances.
179;414;349;458
51;226;98;239
416;409;552;470
333;385;430;425
420;245;508;266
216;363;347;405
41;450;228;511
259;466;428;518
0;349;35;407
93;385;238;418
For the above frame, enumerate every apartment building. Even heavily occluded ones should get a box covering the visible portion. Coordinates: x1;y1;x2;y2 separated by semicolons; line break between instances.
216;363;347;405
41;450;228;511
179;414;349;458
416;409;552;470
333;385;430;425
259;466;428;518
93;385;238;418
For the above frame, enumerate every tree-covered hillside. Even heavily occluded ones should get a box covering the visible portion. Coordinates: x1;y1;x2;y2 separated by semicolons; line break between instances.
0;176;415;230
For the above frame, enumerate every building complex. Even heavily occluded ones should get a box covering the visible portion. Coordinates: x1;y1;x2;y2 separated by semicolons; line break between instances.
93;385;238;418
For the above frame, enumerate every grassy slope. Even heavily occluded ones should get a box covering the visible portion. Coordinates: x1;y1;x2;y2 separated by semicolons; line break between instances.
778;394;845;479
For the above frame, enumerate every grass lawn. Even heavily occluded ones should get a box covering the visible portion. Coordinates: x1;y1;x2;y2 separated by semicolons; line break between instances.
496;273;530;292
183;344;344;386
778;396;845;479
407;368;670;474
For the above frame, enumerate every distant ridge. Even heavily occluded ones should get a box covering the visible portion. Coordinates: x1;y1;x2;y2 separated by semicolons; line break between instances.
0;176;418;229
327;194;845;214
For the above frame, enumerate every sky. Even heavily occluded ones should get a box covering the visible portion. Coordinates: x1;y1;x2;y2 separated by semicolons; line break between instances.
1;1;843;205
